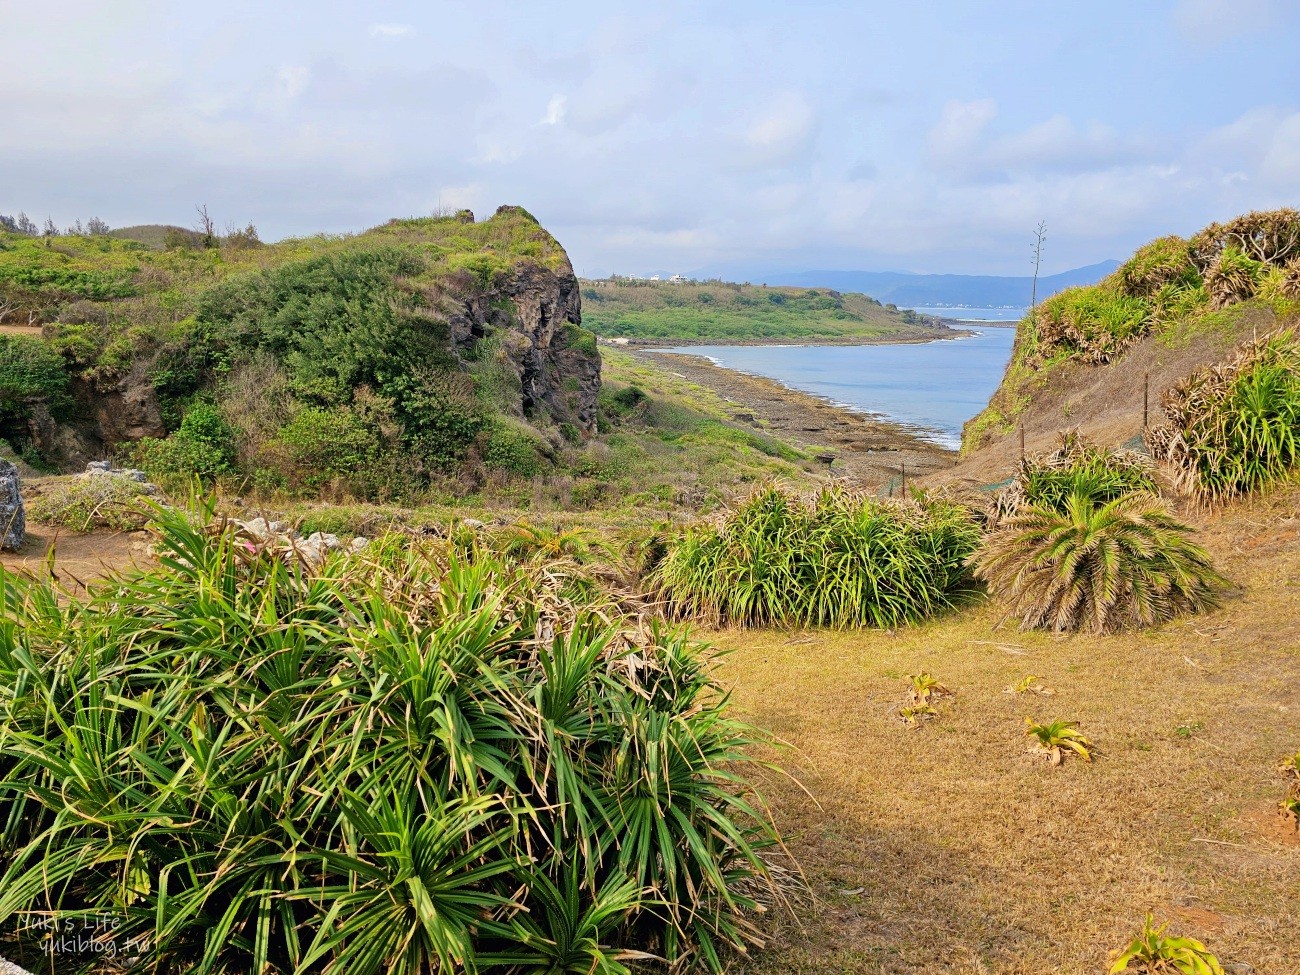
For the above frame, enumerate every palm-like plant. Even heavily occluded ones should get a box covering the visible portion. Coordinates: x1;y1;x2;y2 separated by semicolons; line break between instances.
0;500;787;974
1109;914;1224;974
1279;750;1300;779
493;520;615;564
1025;719;1093;765
1005;674;1054;696
973;490;1227;634
899;704;937;726
992;432;1160;527
1283;783;1300;831
908;672;952;705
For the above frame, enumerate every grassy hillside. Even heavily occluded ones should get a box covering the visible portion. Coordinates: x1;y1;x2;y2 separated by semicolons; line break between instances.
580;277;950;341
964;209;1300;455
107;224;201;249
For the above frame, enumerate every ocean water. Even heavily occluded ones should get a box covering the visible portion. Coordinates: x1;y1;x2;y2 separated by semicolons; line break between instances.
910;306;1027;322
661;327;1018;449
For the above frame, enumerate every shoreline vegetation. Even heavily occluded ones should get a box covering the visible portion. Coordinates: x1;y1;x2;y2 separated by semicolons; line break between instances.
600;327;974;348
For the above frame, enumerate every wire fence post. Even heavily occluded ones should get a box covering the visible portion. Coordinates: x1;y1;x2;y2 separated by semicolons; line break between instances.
900;462;906;496
1143;373;1150;431
1019;426;1025;462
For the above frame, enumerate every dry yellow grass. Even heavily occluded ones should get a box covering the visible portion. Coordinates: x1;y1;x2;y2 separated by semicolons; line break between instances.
714;484;1300;975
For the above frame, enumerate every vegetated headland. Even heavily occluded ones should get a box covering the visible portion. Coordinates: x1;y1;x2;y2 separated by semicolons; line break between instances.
1;205;1299;975
579;274;960;345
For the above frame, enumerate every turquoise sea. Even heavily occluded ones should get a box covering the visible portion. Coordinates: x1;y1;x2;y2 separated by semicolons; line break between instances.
661;327;1018;449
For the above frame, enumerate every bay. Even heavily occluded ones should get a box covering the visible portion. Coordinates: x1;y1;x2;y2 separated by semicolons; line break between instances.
660;327;1018;449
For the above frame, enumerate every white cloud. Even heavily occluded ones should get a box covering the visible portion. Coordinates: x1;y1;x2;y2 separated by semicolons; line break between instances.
927;99;998;163
275;65;310;101
740;92;818;168
1259;113;1300;187
1174;0;1279;40
540;94;567;127
1199;108;1300;190
369;23;413;38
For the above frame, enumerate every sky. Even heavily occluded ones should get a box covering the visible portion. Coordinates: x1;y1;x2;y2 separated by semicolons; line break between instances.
2;0;1299;277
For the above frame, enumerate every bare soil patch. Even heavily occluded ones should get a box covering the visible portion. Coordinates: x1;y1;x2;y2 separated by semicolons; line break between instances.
1;526;146;590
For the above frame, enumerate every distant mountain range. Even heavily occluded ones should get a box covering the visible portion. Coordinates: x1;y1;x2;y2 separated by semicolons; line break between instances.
749;260;1121;309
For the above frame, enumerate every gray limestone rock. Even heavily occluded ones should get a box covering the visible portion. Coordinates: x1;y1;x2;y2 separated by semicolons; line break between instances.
0;459;26;551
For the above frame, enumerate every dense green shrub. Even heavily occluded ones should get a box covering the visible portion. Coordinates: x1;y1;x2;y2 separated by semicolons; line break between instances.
272;406;382;489
602;383;649;420
481;422;544;478
195;247;446;405
131;402;237;483
0;334;72;418
655;484;980;628
390;372;489;469
0;503;783;974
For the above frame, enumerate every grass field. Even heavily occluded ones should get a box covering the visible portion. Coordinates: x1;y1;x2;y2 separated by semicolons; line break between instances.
711;483;1300;975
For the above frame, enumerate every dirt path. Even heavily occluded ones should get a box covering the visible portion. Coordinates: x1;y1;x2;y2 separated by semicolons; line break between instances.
1;526;146;590
641;350;957;492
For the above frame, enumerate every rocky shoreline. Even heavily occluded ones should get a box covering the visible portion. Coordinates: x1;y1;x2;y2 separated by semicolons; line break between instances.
639;349;957;489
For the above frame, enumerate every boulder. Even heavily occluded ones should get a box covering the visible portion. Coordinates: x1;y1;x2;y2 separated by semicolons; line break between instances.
0;460;26;551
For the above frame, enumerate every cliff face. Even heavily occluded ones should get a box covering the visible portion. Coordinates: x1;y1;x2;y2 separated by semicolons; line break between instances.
446;209;599;434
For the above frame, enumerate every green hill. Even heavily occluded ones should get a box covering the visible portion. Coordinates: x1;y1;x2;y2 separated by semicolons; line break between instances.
107;224;201;250
0;206;600;494
580;277;953;341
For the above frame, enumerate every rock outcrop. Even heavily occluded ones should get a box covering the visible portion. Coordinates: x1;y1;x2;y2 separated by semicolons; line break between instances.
444;206;600;434
25;363;168;470
0;459;25;551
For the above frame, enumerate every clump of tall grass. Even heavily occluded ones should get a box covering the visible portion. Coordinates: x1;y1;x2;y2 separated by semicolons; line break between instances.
990;431;1160;527
1031;283;1153;364
0;500;786;974
654;484;980;628
1117;235;1201;298
1148;328;1300;503
27;472;156;531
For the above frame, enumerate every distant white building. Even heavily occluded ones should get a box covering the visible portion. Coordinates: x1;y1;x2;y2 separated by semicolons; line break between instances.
669;274;685;283
650;274;661;281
